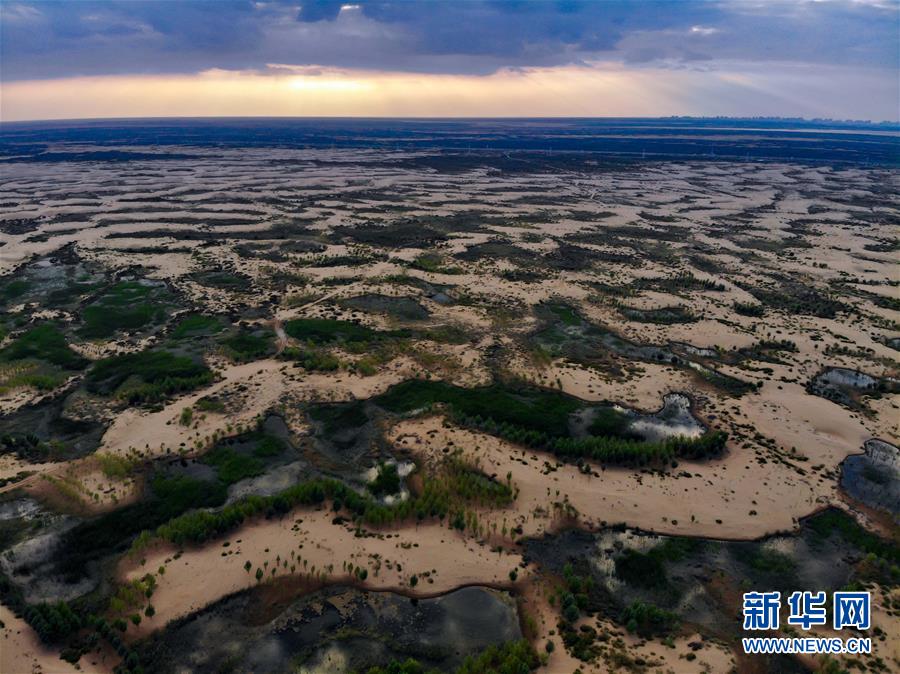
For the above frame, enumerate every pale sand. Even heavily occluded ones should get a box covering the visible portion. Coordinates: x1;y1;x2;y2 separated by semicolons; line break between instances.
98;358;413;458
122;508;527;639
0;604;110;674
388;404;866;540
119;393;871;647
521;583;736;674
2;155;897;672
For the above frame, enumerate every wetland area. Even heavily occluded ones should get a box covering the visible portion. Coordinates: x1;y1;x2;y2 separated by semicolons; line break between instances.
0;119;897;674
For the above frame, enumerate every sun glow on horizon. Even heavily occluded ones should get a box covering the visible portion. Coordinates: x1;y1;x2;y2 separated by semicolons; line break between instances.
1;62;897;123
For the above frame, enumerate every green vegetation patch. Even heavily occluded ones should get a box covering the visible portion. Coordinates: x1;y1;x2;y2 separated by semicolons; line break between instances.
85;350;213;405
733;301;765;317
633;272;725;293
377;379;727;467
362;640;538;674
747;549;797;575
0;324;87;370
219;328;275;363
743;279;848;319
408;253;464;275
191;270;251;291
252;434;286;458
141;452;510;549
57;474;227;580
368;462;401;496
618;305;696;324
169;314;226;340
614;538;704;589
0;324;88;392
202;446;265;485
807;508;900;566
1;279;30;301
284;318;381;345
376;379;580;437
587;407;633;438
309;400;370;434
620;601;679;638
279;346;341;371
341;294;431;321
79;280;172;338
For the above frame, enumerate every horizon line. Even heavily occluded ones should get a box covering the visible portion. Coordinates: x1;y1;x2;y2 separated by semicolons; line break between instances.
2;114;898;127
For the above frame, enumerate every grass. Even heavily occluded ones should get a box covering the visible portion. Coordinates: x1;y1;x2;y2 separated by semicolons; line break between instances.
376;379;580;437
363;640;538;674
807;508;899;565
283;318;381;345
368;462;401;496
748;549;796;575
377;379;728;466
619;305;695;324
139;452;511;549
79;281;170;338
278;346;341;371
202;446;265;485
252;434;286;458
0;324;88;392
192;271;250;291
169;314;225;339
548;303;582;327
0;362;66;393
85;350;213;404
55;474;227;580
97;453;141;479
195;396;226;412
219;329;274;362
587;407;633;438
620;601;679;638
1;279;29;301
0;324;87;370
309;400;369;434
745;283;847;319
409;253;463;275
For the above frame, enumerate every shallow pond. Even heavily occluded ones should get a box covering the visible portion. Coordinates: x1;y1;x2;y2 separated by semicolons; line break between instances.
841;439;899;515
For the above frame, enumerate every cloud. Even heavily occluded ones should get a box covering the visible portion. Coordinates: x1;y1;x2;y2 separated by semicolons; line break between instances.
0;0;896;120
2;61;897;122
1;0;896;81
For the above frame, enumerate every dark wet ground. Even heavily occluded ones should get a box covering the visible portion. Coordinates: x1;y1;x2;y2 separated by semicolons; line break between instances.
841;439;900;515
135;584;521;674
341;293;431;321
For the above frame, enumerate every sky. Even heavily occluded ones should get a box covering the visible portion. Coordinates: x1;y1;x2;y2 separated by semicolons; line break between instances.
1;0;898;122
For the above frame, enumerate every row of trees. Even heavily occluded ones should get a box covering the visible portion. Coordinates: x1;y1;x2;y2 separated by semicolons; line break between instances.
457;412;728;466
363;639;539;674
145;453;513;549
0;573;144;673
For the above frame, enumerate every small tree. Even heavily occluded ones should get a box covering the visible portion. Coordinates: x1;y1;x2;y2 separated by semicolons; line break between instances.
179;407;193;426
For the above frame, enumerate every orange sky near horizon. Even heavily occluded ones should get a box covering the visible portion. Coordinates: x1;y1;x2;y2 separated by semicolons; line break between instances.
2;62;897;122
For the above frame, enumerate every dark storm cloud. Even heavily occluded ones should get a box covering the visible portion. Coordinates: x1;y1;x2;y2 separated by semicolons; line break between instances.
1;0;897;81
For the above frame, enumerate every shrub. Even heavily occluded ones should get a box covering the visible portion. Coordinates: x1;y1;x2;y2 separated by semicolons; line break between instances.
85;350;213;404
0;324;87;370
620;601;679;638
368;462;401;496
